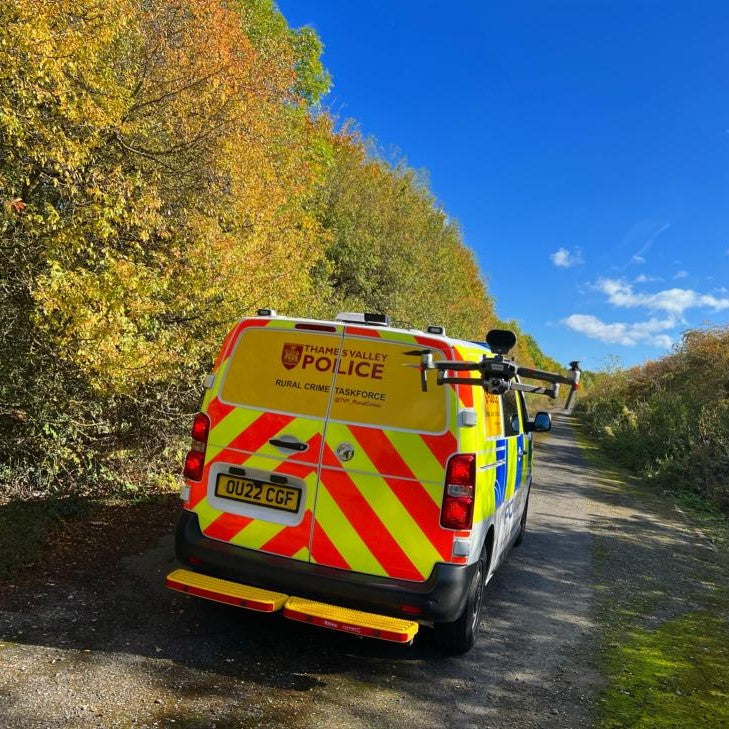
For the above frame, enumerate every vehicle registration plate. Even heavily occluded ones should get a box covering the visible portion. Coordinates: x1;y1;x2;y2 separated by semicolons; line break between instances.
215;474;301;513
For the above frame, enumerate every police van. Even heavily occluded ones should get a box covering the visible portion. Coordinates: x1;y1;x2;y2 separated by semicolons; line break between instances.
166;311;578;653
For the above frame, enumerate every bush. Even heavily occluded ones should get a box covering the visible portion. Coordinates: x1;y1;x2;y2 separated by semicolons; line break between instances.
576;326;729;513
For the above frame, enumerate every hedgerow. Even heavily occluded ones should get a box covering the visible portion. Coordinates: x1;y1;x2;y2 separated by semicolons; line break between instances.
576;327;729;513
1;0;557;498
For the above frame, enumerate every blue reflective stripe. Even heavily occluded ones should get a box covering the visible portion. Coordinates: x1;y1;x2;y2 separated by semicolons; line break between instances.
514;433;523;491
495;438;507;506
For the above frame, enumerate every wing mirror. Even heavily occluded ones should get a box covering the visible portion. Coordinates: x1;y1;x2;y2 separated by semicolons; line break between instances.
527;411;552;433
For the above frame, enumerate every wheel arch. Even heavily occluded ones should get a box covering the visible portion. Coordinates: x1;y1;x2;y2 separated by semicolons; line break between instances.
483;525;495;579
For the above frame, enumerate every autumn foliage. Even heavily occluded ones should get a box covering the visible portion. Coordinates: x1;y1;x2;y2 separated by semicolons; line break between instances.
577;327;729;514
0;0;551;497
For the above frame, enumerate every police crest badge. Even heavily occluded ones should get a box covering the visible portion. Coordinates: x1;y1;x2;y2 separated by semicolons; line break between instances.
281;343;303;370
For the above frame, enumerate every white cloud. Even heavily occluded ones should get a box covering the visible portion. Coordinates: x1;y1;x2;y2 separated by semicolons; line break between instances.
595;278;729;318
550;246;584;268
563;314;674;348
674;270;688;279
631;254;646;265
634;273;661;283
652;335;674;348
564;277;729;349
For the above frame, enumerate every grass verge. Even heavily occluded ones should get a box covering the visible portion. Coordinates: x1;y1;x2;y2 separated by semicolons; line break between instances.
599;608;729;728
572;419;729;729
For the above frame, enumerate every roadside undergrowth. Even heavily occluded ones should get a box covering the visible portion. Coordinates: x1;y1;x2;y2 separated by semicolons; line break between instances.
573;420;729;729
574;426;728;550
0;491;179;584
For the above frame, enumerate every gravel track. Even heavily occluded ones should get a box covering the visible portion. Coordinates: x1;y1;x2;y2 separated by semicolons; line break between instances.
0;416;602;728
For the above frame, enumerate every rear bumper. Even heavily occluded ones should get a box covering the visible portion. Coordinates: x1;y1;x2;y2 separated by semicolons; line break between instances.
175;510;474;623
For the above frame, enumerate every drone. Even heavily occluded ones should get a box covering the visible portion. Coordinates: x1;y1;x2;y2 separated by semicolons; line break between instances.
405;329;581;410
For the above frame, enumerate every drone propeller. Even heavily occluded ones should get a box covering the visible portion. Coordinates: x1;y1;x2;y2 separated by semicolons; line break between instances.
402;349;434;392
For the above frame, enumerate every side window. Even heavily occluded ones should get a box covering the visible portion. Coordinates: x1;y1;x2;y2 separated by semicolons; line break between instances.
502;390;522;436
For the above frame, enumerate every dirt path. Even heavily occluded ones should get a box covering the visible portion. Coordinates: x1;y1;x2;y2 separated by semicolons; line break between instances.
0;417;610;728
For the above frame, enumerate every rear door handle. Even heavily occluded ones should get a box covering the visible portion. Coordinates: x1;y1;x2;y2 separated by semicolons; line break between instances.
269;438;308;452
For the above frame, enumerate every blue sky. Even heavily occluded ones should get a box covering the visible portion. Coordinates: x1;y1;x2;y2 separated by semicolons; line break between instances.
277;0;729;370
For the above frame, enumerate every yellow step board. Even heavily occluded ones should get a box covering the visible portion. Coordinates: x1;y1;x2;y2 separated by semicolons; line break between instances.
283;596;419;644
165;569;288;613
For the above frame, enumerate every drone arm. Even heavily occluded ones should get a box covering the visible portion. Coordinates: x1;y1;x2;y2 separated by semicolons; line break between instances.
511;381;559;398
416;356;482;392
436;375;484;386
516;365;577;386
431;360;483;372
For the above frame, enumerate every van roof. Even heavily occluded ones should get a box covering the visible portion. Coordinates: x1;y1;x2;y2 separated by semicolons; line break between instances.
245;314;494;354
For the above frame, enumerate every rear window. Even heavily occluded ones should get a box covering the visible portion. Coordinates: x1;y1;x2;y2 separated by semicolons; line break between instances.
221;328;337;419
220;327;448;433
330;335;447;433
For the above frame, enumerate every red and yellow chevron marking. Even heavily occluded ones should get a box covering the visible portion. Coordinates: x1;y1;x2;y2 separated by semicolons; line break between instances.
222;412;297;459
311;421;459;580
206;396;235;430
345;425;453;559
187;409;303;510
347;424;439;481
314;454;424;581
323;420;449;491
204;512;254;542
191;423;324;562
311;519;350;569
258;509;313;558
421;431;458;468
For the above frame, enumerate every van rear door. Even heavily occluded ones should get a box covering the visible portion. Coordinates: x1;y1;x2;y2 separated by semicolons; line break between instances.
193;319;344;563
311;327;460;582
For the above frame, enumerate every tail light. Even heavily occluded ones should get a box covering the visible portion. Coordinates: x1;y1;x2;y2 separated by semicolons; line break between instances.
441;453;476;530
190;412;210;442
183;412;210;482
183;450;205;481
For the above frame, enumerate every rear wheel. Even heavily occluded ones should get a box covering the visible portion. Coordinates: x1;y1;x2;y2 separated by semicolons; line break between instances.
434;559;485;654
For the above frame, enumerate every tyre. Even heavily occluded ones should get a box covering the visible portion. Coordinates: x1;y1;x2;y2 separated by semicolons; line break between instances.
434;558;485;654
514;492;529;547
